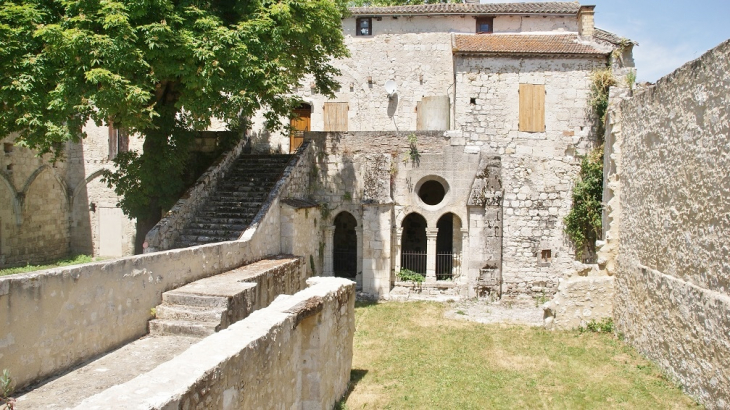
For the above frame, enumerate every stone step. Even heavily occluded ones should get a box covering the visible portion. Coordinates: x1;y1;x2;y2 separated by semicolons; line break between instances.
190;217;251;225
155;304;227;323
187;222;248;231
162;292;229;308
180;228;243;237
176;234;238;244
148;319;218;337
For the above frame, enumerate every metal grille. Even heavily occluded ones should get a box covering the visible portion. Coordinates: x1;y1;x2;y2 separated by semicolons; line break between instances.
436;252;461;281
401;251;427;275
333;249;357;278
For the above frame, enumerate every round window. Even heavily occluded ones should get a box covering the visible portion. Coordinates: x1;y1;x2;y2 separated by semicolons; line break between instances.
418;180;446;205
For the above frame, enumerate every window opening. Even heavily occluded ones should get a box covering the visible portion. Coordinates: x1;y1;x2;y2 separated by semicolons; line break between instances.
519;83;546;132
476;17;494;34
356;18;372;36
3;143;12;154
401;213;427;276
470;98;477;105
418;180;446;206
541;249;552;263
333;212;358;279
108;121;129;160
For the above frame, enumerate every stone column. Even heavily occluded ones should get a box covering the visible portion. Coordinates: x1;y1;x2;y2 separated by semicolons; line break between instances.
323;226;335;277
361;203;392;296
355;226;363;289
393;227;403;275
460;228;469;283
426;228;438;283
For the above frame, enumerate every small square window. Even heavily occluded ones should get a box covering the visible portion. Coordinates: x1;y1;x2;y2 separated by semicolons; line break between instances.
356;18;372;36
476;17;494;34
3;143;13;154
541;249;552;263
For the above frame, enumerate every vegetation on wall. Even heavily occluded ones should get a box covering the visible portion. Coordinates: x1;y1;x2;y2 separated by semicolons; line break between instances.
564;68;616;258
0;1;349;251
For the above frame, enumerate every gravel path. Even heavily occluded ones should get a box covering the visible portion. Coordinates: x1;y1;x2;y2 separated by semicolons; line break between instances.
444;298;545;327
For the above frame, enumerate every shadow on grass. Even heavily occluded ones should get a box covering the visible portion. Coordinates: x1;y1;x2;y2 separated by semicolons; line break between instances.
355;299;378;309
334;368;368;409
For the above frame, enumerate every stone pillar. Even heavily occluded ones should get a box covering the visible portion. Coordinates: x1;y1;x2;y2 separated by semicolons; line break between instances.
361;204;392;296
460;227;469;283
393;227;403;275
323;226;335;277
355;226;363;289
426;228;438;283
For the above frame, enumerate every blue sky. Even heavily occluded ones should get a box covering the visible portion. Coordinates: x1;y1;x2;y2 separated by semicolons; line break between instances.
482;0;730;82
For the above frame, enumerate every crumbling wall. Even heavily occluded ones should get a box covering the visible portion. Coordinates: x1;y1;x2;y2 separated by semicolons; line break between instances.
75;277;355;410
613;39;730;408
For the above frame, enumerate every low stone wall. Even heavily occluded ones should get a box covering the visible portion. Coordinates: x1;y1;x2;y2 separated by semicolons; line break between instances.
542;273;614;330
0;195;285;389
612;39;730;407
75;277;355;410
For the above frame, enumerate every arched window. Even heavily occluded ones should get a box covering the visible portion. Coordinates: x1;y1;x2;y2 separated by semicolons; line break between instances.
436;213;462;280
401;213;427;275
333;211;357;278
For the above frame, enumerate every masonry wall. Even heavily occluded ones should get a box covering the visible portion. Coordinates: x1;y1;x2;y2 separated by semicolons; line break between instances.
0;187;286;389
75;277;355;410
455;55;606;298
612;40;730;408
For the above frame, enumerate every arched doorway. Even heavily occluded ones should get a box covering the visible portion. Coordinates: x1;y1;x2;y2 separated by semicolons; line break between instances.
436;213;462;280
290;103;311;153
401;213;427;275
333;211;357;278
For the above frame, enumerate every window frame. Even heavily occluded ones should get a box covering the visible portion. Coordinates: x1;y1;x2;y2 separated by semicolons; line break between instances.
476;17;494;34
356;17;372;36
108;121;129;160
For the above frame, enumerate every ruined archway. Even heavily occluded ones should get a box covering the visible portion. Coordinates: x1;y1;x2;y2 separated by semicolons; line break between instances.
333;211;357;279
401;212;427;275
436;213;462;280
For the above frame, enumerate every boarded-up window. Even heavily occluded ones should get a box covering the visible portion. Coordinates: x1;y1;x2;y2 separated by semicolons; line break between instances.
108;120;129;160
519;84;545;132
323;102;348;131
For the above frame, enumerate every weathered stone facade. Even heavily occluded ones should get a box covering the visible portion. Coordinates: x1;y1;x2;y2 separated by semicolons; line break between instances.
0;123;141;267
609;39;730;408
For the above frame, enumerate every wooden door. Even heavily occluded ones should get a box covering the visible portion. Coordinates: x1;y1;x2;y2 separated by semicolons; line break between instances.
290;109;310;153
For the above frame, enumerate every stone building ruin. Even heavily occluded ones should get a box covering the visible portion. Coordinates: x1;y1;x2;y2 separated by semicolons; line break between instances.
3;2;729;408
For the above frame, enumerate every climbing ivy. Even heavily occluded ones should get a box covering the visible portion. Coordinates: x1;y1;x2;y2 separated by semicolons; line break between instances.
564;68;616;259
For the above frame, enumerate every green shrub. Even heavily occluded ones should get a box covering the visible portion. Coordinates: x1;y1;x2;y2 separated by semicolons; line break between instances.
397;268;425;283
579;317;615;334
564;147;604;258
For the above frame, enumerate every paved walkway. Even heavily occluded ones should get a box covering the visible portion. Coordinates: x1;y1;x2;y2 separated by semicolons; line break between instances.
15;335;200;409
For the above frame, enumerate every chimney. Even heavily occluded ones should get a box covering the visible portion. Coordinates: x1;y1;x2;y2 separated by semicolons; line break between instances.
578;5;595;38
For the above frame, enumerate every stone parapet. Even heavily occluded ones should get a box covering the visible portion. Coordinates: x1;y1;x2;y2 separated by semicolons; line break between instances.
75;277;355;410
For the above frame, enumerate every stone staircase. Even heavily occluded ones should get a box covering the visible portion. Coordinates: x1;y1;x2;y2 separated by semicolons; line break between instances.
173;154;294;249
149;256;304;337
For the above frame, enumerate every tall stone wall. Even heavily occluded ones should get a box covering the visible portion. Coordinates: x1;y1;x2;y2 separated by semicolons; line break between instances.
612;39;730;408
76;277;355;410
455;56;606;298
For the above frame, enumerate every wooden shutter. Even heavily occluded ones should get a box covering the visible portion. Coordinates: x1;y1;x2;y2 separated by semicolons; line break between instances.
323;102;348;131
519;84;545;132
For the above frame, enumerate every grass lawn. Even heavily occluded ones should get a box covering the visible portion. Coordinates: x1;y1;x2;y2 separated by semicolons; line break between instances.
340;301;699;410
0;254;100;277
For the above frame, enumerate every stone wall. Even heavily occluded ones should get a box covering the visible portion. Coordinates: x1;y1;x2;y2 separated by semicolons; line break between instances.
455;55;606;298
75;277;355;410
0;185;288;389
612;39;730;408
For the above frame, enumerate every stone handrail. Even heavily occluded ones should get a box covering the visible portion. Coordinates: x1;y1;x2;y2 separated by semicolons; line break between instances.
144;137;248;253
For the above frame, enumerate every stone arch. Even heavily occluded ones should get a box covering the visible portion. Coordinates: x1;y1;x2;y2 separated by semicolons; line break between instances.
400;212;428;274
332;211;357;279
436;212;463;280
0;171;21;225
21;165;69;213
70;169;108;209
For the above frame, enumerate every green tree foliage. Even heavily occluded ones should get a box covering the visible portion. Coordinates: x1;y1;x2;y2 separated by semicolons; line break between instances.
349;0;460;6
564;147;604;259
0;0;349;245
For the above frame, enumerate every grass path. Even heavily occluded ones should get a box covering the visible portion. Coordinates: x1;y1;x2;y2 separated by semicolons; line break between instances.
341;301;699;409
0;255;100;276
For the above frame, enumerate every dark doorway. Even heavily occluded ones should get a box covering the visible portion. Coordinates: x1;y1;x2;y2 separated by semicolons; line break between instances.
333;212;357;278
401;213;427;274
436;213;462;280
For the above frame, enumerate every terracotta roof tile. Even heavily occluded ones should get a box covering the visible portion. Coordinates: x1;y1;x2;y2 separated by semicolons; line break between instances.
594;28;637;46
349;2;581;16
454;34;610;56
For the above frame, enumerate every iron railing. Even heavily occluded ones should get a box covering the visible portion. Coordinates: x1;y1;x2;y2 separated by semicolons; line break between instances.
400;251;427;275
436;252;461;280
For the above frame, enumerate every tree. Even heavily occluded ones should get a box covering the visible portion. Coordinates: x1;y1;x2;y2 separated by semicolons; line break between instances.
349;0;460;5
0;0;348;250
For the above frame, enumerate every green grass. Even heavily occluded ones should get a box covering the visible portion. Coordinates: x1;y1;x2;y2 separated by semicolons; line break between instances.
0;255;100;277
340;301;699;410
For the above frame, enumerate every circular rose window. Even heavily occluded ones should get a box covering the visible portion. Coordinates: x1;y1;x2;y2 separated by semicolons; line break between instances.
418;180;446;205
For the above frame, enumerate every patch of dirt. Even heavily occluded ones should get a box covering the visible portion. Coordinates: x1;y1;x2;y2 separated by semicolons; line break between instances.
444;298;544;327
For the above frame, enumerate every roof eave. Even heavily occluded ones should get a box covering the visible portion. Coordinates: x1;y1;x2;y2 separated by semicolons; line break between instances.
454;51;610;58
